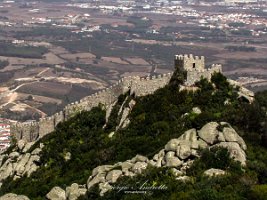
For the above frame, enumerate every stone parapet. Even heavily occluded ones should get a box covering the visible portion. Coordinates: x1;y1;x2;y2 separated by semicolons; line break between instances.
10;73;173;142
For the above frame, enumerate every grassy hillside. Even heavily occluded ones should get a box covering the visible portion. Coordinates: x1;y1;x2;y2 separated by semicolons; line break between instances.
1;72;267;199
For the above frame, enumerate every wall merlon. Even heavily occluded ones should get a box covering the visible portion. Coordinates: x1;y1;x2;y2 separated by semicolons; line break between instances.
175;54;184;60
39;118;45;122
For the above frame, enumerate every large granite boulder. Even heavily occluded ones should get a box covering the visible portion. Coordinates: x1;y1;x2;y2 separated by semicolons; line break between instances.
121;161;133;173
165;139;180;151
83;122;248;197
0;161;14;181
106;170;123;183
131;155;148;163
176;140;192;160
22;142;34;153
91;165;113;177
132;162;148;174
99;182;113;196
0;193;29;200
87;172;106;189
213;142;246;166
66;183;87;200
17;140;26;152
222;125;247;150
14;153;31;176
198;122;219;145
46;186;66;200
9;152;20;160
204;168;226;177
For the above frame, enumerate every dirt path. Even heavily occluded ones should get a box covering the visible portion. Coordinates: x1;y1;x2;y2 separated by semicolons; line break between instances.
37;68;50;76
0;81;38;108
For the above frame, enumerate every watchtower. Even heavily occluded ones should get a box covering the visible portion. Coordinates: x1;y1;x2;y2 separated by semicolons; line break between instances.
175;54;205;71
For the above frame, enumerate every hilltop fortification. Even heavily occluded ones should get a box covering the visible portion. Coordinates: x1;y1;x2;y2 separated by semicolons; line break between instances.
175;54;222;85
11;74;173;142
10;54;250;142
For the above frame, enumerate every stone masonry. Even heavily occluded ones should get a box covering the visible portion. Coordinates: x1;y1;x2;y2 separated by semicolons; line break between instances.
10;74;173;142
9;54;252;142
175;54;222;85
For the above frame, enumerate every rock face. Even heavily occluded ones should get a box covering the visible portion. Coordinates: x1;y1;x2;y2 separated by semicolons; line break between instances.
0;193;30;200
204;168;226;177
86;122;247;196
0;140;44;186
117;99;136;130
198;122;220;145
213;142;246;166
106;170;123;183
192;107;202;114
46;186;66;200
0;122;247;199
66;183;87;200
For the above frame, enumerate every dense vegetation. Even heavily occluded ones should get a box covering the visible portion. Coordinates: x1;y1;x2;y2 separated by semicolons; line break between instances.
1;72;267;199
0;60;9;69
15;27;74;40
0;42;48;58
225;45;256;52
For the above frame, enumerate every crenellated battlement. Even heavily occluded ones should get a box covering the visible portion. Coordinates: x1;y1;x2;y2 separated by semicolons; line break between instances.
10;54;223;142
10;72;175;142
175;54;205;71
175;54;204;62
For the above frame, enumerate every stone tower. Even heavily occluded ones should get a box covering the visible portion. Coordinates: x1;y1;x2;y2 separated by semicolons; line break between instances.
175;54;205;71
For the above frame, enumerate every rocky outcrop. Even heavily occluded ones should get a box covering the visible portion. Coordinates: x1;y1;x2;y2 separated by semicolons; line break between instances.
228;79;254;103
204;168;226;177
0;140;43;186
66;183;87;200
0;193;29;200
0;122;246;199
46;186;66;200
85;122;247;196
192;107;202;114
45;184;87;200
117;99;136;130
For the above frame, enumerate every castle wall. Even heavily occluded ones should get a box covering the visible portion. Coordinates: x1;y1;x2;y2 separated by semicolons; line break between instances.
11;121;39;142
10;73;173;142
9;54;224;143
39;117;55;138
130;74;172;96
185;64;222;86
175;54;205;71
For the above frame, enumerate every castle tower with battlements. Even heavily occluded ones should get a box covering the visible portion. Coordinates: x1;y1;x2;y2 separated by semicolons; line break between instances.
175;54;205;71
175;54;222;85
10;54;254;143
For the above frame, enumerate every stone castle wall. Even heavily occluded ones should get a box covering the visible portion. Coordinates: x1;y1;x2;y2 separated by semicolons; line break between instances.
175;54;205;71
185;64;222;86
10;73;173;142
10;53;226;143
